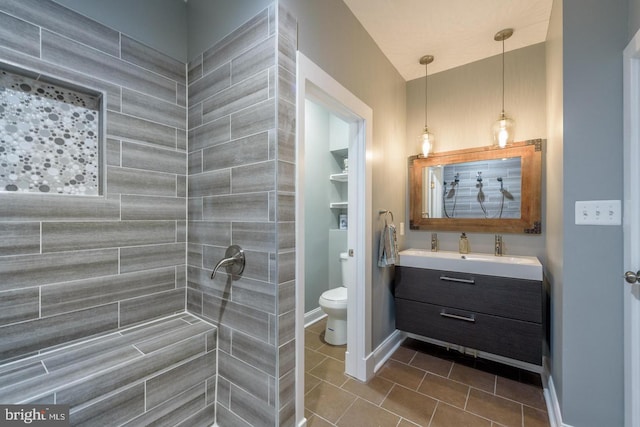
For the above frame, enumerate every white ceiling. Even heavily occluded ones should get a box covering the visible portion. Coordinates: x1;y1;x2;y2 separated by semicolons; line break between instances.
342;0;553;81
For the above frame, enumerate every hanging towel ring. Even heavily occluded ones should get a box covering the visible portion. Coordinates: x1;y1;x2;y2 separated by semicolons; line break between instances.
379;210;394;225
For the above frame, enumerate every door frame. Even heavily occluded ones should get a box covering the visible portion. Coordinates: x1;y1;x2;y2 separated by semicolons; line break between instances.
623;30;640;427
295;52;373;425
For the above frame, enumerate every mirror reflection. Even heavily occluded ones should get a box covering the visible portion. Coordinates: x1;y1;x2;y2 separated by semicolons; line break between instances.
423;157;521;219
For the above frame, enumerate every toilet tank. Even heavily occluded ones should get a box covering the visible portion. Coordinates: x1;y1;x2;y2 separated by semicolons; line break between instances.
340;252;349;287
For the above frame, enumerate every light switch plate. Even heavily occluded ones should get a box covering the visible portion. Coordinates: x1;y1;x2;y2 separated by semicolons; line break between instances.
575;200;622;225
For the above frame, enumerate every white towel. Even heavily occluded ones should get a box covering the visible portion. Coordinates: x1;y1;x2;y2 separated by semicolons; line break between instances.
377;222;398;267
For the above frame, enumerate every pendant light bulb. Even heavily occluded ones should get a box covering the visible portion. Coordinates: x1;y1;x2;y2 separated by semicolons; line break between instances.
493;29;514;148
418;55;434;157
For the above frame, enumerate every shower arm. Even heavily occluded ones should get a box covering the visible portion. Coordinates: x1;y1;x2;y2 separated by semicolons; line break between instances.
210;245;245;280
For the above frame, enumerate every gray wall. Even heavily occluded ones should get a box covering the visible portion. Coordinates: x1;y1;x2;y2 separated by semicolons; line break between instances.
556;0;626;425
630;0;640;40
280;0;407;350
52;0;187;62
405;43;547;258
186;0;273;62
0;0;186;359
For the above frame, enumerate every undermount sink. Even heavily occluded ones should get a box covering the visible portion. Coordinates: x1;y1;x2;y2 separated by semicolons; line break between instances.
398;249;542;281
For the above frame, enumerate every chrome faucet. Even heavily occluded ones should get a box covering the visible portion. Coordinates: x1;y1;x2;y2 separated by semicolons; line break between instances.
494;235;503;256
431;233;438;252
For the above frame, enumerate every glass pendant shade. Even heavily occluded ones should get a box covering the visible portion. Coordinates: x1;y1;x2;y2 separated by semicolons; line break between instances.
493;112;514;148
419;127;434;157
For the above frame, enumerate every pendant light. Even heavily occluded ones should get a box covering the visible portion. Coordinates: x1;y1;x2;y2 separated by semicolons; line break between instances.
418;55;434;157
492;28;514;148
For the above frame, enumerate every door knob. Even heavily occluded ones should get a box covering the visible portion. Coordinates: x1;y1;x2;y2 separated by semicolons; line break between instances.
624;270;640;284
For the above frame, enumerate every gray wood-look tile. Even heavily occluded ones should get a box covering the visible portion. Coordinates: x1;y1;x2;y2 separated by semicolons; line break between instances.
278;338;296;378
187;288;203;315
175;402;216;427
177;175;187;198
230;99;275;140
177;129;187;151
121;383;206;427
203;132;269;172
278;193;295;222
230;330;276;376
218;351;270;404
188;198;203;221
107;166;177;197
0;303;119;362
278;29;296;76
177;82;186;107
0;249;118;292
176;264;186;288
231;36;275;85
188;62;231;106
216;404;251;427
121;35;186;82
202;294;269;343
0;360;46;389
202;193;269;222
278;160;295;193
41;268;176;317
0;288;39;326
231;277;276;314
119;289;185;327
187;266;232;299
231;161;275;193
147;351;216;409
202;9;269;74
269;4;276;36
269;66;276;99
189;116;231;152
42;221;176;253
228;382;274;426
41;31;177;103
121;141;185;175
203;70;269;123
177;221;187;243
206;377;216;405
188;103;203;129
107;138;121;166
279;366;295;409
278;309;295;346
121;195;186;221
70;382;145;427
189;150;203;175
134;321;212;355
0;193;119;222
278;222;295;251
188;170;231;198
278;66;296;105
188;244;203;268
202;247;269;282
278;3;297;43
122;88;186;130
119;243;185;274
278;280;295;316
42;335;141;373
0;222;39;256
55;334;204;407
107;111;176;149
0;11;39;57
276;250;293;286
278;130;295;163
187;54;203;85
0;0;120;56
231;222;276;252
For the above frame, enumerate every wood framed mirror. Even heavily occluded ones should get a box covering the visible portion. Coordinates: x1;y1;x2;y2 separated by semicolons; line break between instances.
409;139;543;234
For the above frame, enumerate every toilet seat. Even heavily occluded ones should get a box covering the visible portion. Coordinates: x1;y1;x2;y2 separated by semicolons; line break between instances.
319;286;347;309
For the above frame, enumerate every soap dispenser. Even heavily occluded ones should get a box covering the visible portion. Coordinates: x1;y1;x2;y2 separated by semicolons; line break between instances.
459;232;469;254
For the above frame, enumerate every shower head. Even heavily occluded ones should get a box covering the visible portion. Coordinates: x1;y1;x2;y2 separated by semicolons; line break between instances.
476;171;483;182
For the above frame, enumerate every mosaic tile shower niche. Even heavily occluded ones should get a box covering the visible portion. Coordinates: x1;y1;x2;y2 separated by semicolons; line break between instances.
0;68;102;195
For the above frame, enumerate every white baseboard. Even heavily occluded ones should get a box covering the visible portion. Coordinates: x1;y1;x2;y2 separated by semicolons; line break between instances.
298;418;307;427
372;329;405;373
304;308;326;327
542;360;572;427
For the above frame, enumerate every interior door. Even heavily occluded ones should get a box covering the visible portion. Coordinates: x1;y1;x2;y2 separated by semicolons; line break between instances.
623;33;640;427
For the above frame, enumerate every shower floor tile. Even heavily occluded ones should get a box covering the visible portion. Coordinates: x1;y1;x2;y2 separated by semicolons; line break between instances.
304;318;551;427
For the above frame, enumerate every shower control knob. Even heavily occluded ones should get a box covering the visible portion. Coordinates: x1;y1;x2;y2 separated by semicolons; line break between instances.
624;270;640;284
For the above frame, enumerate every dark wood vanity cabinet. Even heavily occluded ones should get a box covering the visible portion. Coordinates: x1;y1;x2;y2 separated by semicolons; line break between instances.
394;266;543;365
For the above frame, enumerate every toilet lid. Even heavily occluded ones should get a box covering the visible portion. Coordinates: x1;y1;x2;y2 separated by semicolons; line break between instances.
322;286;347;301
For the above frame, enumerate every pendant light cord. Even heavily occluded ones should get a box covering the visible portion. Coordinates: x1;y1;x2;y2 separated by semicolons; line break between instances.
501;37;505;114
424;61;428;128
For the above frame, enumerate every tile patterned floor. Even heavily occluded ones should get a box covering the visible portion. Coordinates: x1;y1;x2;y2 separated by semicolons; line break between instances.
304;318;551;427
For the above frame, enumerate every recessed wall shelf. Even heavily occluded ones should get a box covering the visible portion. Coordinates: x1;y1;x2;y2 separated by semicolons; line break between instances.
330;202;348;209
330;172;348;182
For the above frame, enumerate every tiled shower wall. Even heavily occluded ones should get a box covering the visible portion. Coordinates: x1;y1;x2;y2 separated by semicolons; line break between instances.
185;3;297;426
0;0;187;362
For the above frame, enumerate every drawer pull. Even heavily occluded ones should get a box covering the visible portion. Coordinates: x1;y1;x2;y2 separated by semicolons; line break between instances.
440;311;476;323
439;275;475;284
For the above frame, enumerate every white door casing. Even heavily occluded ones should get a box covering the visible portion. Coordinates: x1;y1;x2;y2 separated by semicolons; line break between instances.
295;53;373;426
623;30;640;427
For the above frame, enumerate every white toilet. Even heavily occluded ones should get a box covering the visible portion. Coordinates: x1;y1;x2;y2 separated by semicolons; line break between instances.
318;252;349;345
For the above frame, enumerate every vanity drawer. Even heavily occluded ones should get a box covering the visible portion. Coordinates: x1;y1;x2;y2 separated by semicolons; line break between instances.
395;298;542;365
395;266;542;323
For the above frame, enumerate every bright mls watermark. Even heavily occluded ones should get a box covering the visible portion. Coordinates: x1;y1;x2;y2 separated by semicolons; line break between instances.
0;405;69;426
